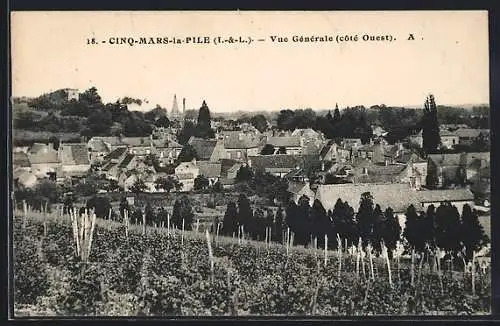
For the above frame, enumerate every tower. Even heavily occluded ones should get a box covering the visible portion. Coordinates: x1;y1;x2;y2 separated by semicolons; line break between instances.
182;98;186;127
170;94;180;120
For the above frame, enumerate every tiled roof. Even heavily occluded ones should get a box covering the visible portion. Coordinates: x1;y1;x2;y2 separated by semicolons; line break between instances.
320;140;336;158
396;152;426;164
188;137;218;160
428;153;464;167
152;139;183;148
248;154;304;171
429;152;490;167
197;162;222;178
267;136;301;148
440;129;459;137
87;138;110;152
101;162;117;172
121;137;151;147
17;170;37;186
118;154;135;168
176;172;195;180
291;128;321;138
104;147;128;161
223;133;264;149
92;136;122;146
316;183;418;213
452;128;489;138
350;163;408;184
60;144;90;165
13;152;31;167
29;147;59;164
29;143;49;155
287;181;308;194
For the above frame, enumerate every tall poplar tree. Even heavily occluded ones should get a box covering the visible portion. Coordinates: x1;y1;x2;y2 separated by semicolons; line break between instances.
196;100;215;139
422;94;440;155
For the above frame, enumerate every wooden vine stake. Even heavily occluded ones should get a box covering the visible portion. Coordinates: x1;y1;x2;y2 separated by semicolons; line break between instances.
70;209;96;262
286;227;290;257
167;212;171;237
336;234;342;279
142;211;146;236
22;200;27;230
367;243;374;280
205;229;214;282
472;250;476;296
181;218;185;246
381;241;392;287
124;209;130;240
41;202;47;237
196;219;200;233
410;248;415;286
356;237;362;278
324;234;328;267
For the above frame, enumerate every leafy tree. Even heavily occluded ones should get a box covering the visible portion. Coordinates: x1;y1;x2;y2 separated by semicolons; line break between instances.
261;144;275;155
335;200;357;247
222;202;238;236
403;205;426;252
177;143;198;162
119;197;130;221
48;136;60;150
273;206;284;243
155;116;171;128
79;87;103;108
144;202;156;226
176;120;198;145
460;204;488;260
86;195;112;219
237;193;253;233
422;94;440;155
295;195;312;246
371;204;385;252
194;175;210;191
333;104;341;122
356;192;375;247
154;176;182;193
277;146;287;154
383;207;401;256
236;165;254;182
249;114;268;133
212;181;223;193
310;199;331;248
435;202;461;252
196;101;215;139
171;195;194;230
130;178;147;193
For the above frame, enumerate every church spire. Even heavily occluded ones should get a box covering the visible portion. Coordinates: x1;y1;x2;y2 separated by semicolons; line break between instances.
171;94;180;119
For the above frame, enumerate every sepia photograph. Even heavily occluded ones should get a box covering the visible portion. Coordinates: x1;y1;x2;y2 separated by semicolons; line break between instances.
9;10;491;317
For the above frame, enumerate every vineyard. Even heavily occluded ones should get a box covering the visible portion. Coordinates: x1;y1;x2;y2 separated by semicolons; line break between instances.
12;210;491;317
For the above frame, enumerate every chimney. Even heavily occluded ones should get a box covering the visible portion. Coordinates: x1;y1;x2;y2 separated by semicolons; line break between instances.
183;98;186;114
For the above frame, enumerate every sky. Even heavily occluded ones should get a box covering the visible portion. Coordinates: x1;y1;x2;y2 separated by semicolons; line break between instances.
11;11;489;112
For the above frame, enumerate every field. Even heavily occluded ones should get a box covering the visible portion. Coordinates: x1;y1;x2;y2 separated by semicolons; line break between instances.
12;211;491;317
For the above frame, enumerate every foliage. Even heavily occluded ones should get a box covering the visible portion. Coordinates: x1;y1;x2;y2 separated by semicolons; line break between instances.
12;217;492;316
260;144;275;155
130;178;147;194
196;101;215;139
171;195;194;230
155;176;182;193
194;175;210;191
422;94;441;155
177;143;198;162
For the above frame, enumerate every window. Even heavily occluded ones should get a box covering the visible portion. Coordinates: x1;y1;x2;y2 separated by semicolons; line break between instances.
237;151;241;158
